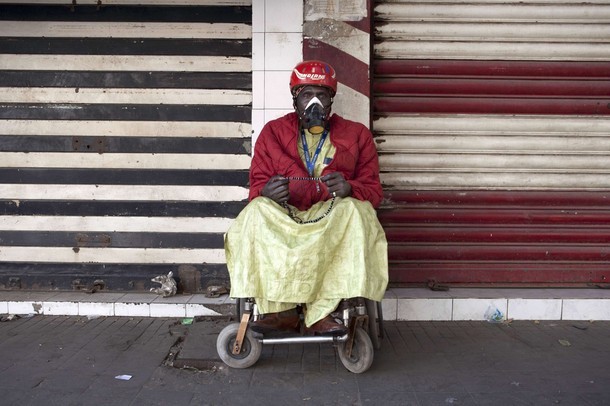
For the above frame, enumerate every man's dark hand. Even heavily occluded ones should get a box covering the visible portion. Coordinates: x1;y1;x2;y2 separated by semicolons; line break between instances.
321;172;351;198
261;175;290;204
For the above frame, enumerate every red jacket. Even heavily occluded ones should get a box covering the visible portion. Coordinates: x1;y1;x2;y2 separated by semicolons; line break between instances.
249;113;383;210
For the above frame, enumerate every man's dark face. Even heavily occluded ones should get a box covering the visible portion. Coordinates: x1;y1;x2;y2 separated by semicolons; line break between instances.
295;85;333;112
294;85;333;133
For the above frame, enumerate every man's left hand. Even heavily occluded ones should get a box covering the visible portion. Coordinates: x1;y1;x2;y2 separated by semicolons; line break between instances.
321;172;351;198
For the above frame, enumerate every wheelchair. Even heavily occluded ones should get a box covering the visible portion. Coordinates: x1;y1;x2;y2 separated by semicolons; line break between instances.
216;297;384;373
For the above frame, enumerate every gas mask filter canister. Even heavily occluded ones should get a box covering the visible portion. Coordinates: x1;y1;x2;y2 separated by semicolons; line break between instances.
301;96;327;135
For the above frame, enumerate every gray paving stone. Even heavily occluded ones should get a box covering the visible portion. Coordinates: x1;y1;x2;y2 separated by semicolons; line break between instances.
360;391;419;405
131;388;195;406
1;316;610;405
416;392;478;406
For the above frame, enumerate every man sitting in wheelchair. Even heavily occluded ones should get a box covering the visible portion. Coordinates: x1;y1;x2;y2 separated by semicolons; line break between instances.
224;60;388;336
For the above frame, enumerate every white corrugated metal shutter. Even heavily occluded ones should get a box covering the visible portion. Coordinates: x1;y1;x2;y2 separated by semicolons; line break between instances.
374;0;610;190
373;0;610;285
0;1;252;291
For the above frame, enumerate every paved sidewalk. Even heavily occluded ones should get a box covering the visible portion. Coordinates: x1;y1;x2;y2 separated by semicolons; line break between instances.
1;315;609;405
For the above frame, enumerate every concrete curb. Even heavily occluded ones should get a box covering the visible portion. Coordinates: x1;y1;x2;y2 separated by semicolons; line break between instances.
2;288;610;321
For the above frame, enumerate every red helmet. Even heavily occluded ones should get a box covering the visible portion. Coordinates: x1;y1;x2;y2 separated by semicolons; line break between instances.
290;60;337;96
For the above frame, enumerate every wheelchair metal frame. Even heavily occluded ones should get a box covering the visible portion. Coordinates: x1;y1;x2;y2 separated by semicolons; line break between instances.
217;297;384;373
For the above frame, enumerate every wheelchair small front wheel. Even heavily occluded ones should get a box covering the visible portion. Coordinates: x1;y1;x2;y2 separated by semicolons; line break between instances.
337;326;374;373
216;323;262;369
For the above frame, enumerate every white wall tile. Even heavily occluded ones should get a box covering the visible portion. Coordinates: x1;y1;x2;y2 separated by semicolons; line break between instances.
265;0;303;33
453;299;508;321
264;109;293;123
186;304;221;317
264;70;294;109
508;299;562;320
252;32;265;71
264;33;302;71
0;301;7;314
8;301;42;315
252;109;265;150
79;302;114;316
252;0;303;155
44;301;79;316
381;290;397;321
252;0;265;33
562;299;610;320
150;303;186;318
256;107;293;151
397;299;452;321
115;302;151;317
381;298;397;321
252;70;265;109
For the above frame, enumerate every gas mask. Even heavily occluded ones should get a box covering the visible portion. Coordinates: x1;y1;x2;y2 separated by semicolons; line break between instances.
299;96;329;135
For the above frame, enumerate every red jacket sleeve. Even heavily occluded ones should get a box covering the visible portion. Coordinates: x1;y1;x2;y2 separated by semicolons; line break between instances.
249;122;277;201
327;120;383;208
248;114;308;203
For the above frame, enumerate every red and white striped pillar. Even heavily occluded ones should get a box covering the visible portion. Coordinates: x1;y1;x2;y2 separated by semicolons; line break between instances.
302;0;372;128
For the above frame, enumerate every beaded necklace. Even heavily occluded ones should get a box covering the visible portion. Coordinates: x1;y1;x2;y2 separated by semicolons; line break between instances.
281;176;336;224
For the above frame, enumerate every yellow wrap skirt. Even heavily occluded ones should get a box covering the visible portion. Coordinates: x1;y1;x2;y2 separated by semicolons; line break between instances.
224;196;388;326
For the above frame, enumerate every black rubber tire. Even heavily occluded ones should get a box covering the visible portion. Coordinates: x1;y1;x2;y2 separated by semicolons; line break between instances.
337;326;374;373
216;323;262;369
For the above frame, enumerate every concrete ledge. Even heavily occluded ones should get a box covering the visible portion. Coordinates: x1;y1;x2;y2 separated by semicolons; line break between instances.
0;290;234;319
382;288;610;321
2;288;610;321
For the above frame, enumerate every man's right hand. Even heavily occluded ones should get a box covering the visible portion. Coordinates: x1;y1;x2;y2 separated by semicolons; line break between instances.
261;175;290;204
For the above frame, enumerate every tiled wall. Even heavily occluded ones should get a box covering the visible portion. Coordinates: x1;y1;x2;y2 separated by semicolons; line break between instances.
252;0;304;149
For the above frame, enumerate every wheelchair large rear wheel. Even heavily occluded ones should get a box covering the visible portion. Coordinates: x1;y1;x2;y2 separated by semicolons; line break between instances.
216;323;262;369
337;326;374;373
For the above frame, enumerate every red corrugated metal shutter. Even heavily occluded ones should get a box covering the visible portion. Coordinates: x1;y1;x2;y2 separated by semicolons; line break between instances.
373;1;610;286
